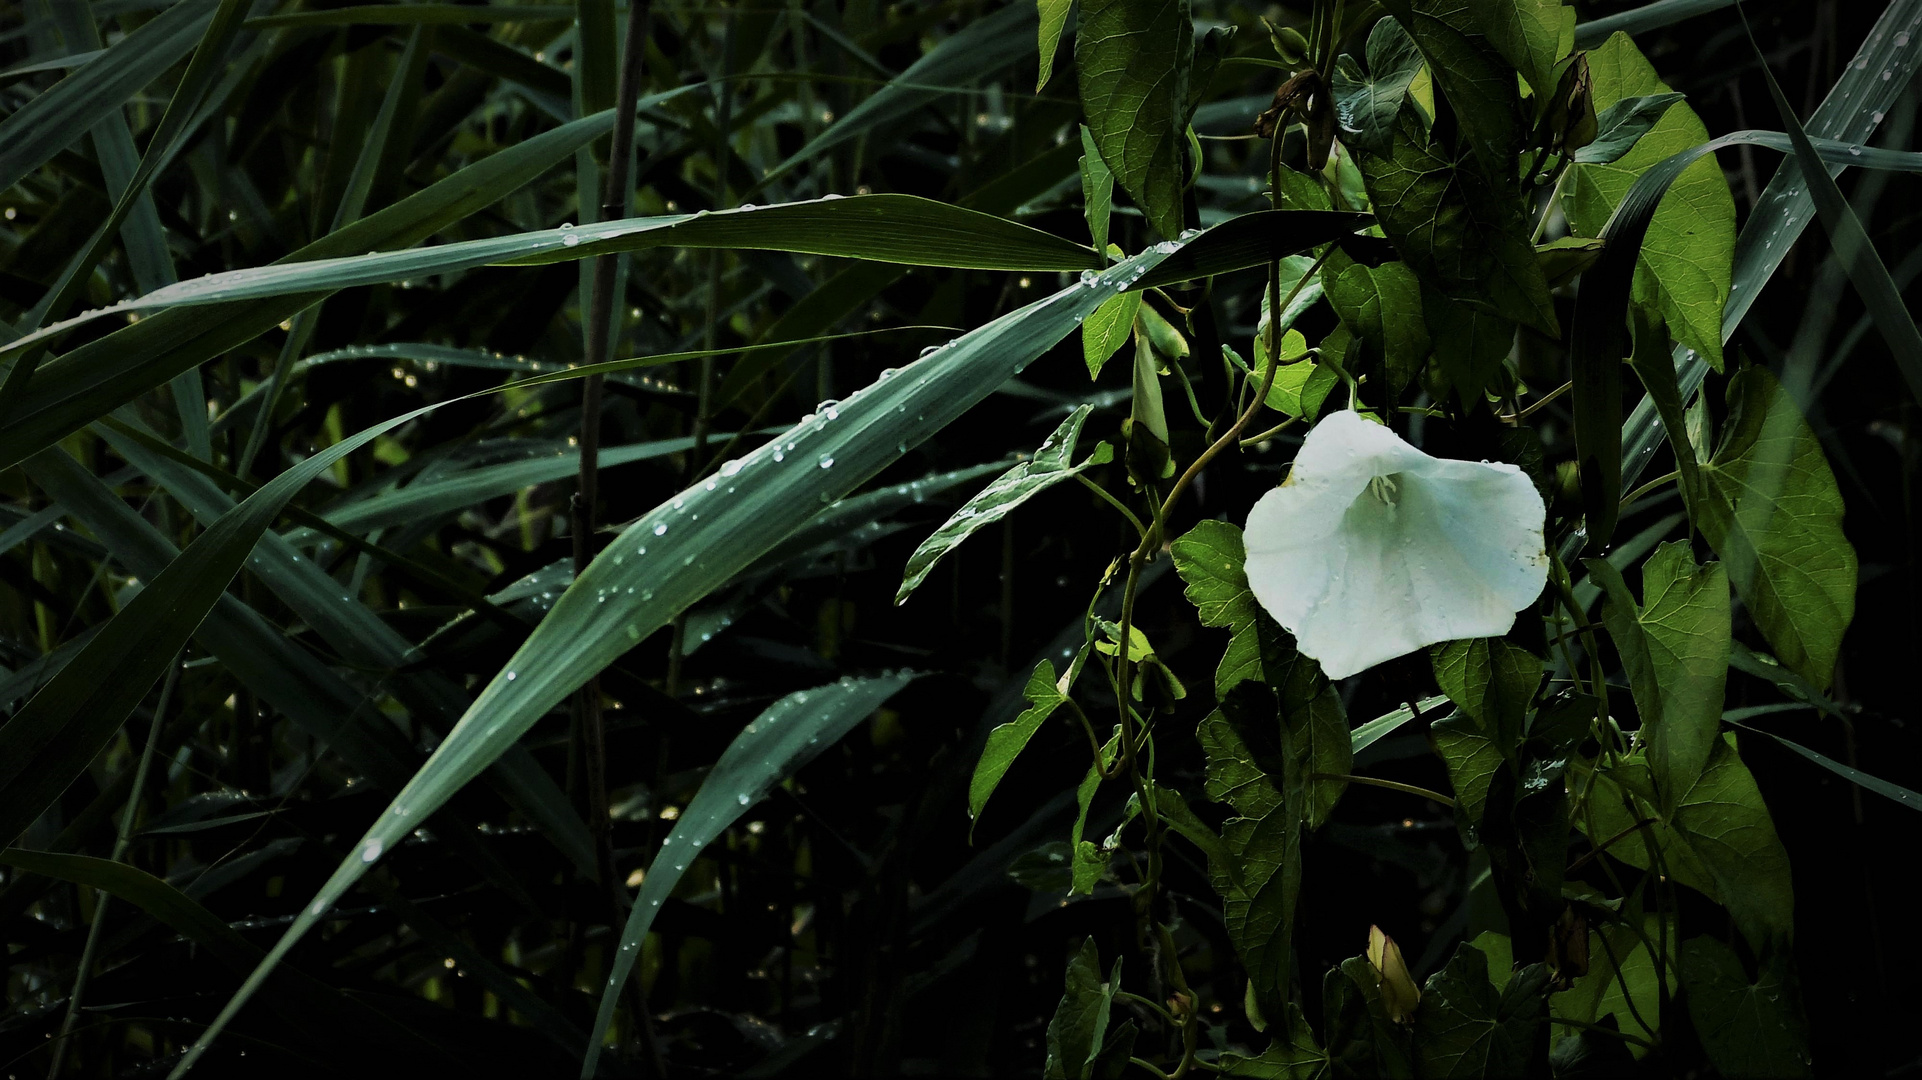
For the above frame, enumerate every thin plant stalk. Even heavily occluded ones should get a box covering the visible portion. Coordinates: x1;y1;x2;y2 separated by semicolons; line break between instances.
47;656;182;1079
573;0;653;902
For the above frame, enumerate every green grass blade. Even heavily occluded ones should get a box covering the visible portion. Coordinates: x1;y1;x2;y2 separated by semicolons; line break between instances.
1619;0;1922;490
1736;3;1922;405
0;0;215;195
0;90;699;471
315;434;718;535
1574;0;1735;49
581;672;917;1073
1722;718;1922;813
171;240;1196;1077
759;2;1037;188
0;396;455;846
6;196;1097;349
1351;695;1451;755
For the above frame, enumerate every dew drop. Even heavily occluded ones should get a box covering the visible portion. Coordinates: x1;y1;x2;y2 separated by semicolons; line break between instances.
653;522;668;535
361;839;383;863
563;234;581;246
720;458;744;476
505;670;517;681
737;793;751;806
818;454;834;469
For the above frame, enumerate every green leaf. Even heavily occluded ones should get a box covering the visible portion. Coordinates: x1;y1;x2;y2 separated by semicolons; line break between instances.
1564;33;1736;370
1377;0;1530;176
1080;125;1115;253
1171;519;1315;698
1217;1004;1328;1077
898;405;1111;603
1134;209;1372;291
1356;107;1558;335
1330;17;1426;155
1586;541;1729;808
1321;252;1430;395
1615;0;1922;508
1474;0;1567;99
315;434;717;535
1422;286;1516;409
970;660;1068;825
1551;913;1669;1058
1433;711;1503;823
1572;92;1685;165
1430;637;1541;754
1581;734;1793;949
1084;292;1141;378
1695;367;1856;688
1039;0;1075;90
1412;944;1551;1079
14;196;1095;342
1680;936;1812;1079
1044;939;1120;1080
1201;679;1346;1018
1254;338;1338;420
1075;0;1193;239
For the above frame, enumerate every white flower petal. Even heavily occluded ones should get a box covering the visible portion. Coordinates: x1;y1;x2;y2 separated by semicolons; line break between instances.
1243;410;1548;679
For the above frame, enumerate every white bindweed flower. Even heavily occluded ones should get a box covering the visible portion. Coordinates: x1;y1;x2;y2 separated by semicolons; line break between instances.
1244;410;1548;679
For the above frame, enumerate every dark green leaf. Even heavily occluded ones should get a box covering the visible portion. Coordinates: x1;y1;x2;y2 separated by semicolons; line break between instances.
970;660;1069;826
1321;252;1430;394
1413;944;1550;1079
1044;939;1120;1080
1586;541;1729;808
1572;92;1685;164
1076;0;1193;238
1564;33;1736;371
1581;734;1793;948
898;406;1109;603
1377;0;1530;176
1356;107;1558;335
1430;637;1541;754
1330;18;1426;155
1680;936;1812;1079
1696;367;1856;688
1422;286;1516;409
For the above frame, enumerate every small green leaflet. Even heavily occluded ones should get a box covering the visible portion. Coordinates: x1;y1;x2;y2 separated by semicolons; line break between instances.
1330;17;1426;155
1084;291;1140;378
969;659;1068;826
896;405;1113;604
